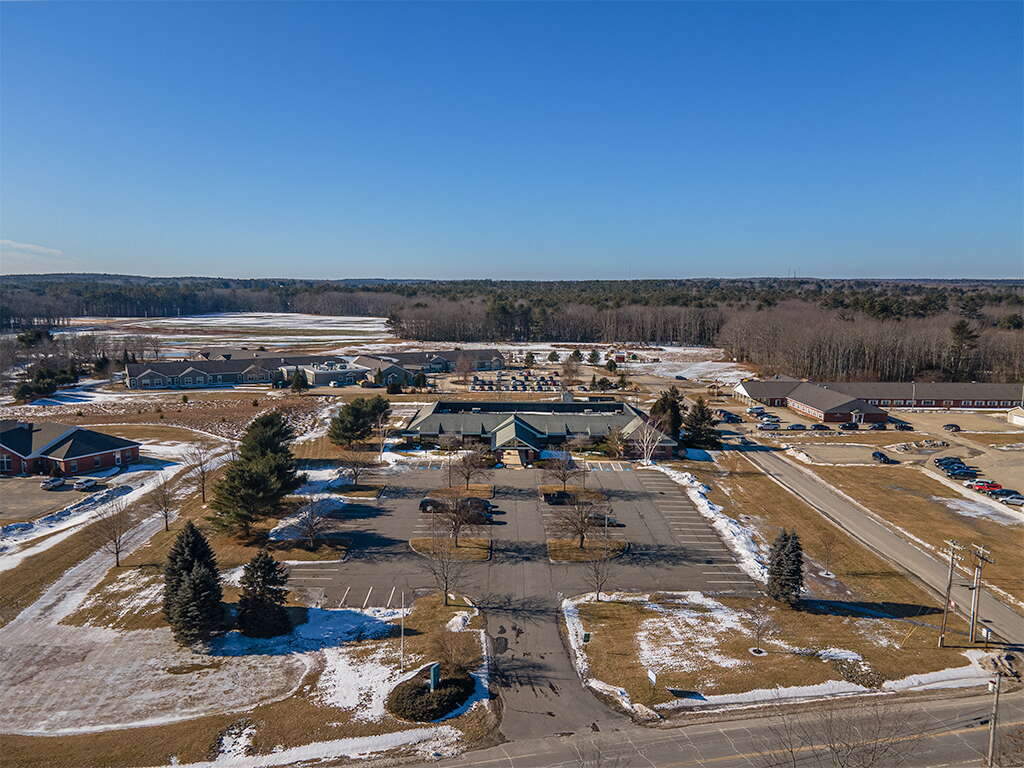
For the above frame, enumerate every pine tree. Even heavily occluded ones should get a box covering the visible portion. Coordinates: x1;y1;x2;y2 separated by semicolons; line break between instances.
682;396;720;449
524;351;536;367
766;530;791;603
569;349;583;362
766;529;803;605
290;370;309;393
782;531;804;606
587;350;601;365
207;460;276;537
651;388;684;439
239;411;295;462
328;399;375;446
163;521;218;624
170;562;224;647
412;371;428;388
237;551;291;638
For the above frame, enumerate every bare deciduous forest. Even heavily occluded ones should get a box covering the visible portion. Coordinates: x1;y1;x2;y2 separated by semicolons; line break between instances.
1;275;1021;382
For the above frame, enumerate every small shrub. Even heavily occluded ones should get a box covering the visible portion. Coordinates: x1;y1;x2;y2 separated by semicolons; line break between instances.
181;394;189;403
252;399;259;407
387;667;475;722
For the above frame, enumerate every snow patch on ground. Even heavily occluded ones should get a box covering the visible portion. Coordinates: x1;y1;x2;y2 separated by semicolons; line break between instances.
216;722;255;762
640;465;767;582
637;593;749;673
929;495;1024;526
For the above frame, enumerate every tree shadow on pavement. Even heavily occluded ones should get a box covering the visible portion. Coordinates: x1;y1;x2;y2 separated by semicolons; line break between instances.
474;593;557;621
801;598;941;620
491;540;549;564
618;543;693;568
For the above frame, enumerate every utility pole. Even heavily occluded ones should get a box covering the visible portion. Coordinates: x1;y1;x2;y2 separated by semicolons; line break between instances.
938;539;963;648
400;590;406;672
969;544;994;644
986;669;1002;768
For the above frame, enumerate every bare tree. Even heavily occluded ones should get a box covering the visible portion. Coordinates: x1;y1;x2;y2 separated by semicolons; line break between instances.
543;455;583;491
435;498;484;547
454;354;474;384
816;531;847;577
423;538;467;606
183;443;212;503
147;472;175;531
94;497;131;567
452;448;490;490
561;357;580;386
629;419;664;465
755;698;919;768
374;409;392;460
295;505;327;550
554;499;607;550
426;628;479;674
338;450;376;489
584;533;616;601
748;601;776;653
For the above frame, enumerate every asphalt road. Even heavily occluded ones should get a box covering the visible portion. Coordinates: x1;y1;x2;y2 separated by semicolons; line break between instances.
740;448;1024;644
287;465;758;741
429;688;1024;768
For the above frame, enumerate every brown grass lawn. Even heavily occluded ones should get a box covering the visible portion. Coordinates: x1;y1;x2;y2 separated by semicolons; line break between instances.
428;484;495;500
6;593;498;768
971;433;1024;447
576;592;977;710
409;536;491;561
548;538;627;563
810;465;1024;607
696;454;980;628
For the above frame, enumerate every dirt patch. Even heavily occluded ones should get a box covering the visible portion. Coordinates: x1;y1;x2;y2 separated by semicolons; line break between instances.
409;537;491;561
548;538;627;563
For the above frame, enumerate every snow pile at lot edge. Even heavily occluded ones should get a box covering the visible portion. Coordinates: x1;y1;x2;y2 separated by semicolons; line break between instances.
640;465;767;582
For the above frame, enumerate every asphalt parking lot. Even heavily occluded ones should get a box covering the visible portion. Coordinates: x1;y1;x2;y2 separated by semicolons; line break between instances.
0;476;109;523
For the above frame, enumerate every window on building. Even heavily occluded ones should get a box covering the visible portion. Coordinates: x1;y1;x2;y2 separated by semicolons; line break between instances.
988;401;998;406
880;400;890;405
195;376;205;384
69;461;77;473
183;377;192;385
141;378;150;386
922;400;935;406
93;456;101;468
0;456;11;472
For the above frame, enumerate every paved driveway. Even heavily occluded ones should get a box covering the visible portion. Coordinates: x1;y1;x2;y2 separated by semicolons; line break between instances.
292;465;759;741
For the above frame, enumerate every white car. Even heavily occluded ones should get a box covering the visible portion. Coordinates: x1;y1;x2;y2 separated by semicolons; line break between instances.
73;478;98;491
40;477;64;490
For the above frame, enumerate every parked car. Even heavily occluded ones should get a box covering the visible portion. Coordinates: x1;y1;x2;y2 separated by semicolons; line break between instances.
1001;495;1024;507
73;478;98;491
946;469;978;480
943;423;961;432
419;498;446;513
461;497;494;513
935;456;963;466
756;423;778;431
746;406;765;415
328;380;340;388
40;477;64;490
810;424;830;431
839;422;859;430
987;488;1020;499
894;423;914;431
585;511;622;527
966;480;1002;492
543;490;576;505
868;422;887;431
786;423;806;431
871;451;897;464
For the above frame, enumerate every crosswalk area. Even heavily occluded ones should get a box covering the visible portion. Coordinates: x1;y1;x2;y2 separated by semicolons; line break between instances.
633;471;754;592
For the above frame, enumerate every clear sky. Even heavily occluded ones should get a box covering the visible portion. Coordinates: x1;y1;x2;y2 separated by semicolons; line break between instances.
1;1;1021;280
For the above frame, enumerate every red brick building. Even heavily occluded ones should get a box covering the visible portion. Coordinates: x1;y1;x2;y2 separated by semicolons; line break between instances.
0;421;141;476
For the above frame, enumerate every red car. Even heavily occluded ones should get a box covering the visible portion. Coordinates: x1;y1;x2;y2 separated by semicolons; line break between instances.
966;480;1001;492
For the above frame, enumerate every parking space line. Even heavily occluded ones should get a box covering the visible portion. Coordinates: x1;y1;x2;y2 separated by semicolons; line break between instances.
362;586;374;609
386;586;396;608
340;586;351;606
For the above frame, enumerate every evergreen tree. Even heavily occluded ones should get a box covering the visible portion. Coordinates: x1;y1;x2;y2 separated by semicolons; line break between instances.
207;460;277;536
590;373;598;390
524;351;536;367
651;388;684;438
386;378;402;394
783;531;804;605
587;350;601;365
290;370;309;393
547;350;560;362
766;530;803;605
163;521;218;624
237;551;291;638
569;349;583;362
239;411;295;462
412;371;428;388
328;399;375;446
170;562;223;647
373;368;384;385
682;396;720;449
606;359;617;373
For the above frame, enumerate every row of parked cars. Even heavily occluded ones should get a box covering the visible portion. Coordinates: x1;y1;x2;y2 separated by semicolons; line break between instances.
40;476;99;492
933;456;1023;506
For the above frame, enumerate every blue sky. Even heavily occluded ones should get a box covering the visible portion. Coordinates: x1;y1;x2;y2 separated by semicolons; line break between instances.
1;1;1021;280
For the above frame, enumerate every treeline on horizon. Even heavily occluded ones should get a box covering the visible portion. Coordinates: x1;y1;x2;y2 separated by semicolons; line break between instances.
1;274;1021;383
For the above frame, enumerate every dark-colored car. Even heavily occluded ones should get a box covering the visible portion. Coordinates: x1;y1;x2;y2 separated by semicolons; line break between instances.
868;422;887;431
786;423;806;431
935;456;962;465
894;423;914;431
756;423;778;431
462;497;494;513
871;451;896;464
839;422;859;430
419;498;445;513
585;511;622;527
987;488;1020;499
943;424;961;432
810;424;830;431
543;490;576;505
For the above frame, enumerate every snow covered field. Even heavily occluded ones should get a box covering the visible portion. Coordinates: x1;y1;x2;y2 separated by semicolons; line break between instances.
55;313;395;357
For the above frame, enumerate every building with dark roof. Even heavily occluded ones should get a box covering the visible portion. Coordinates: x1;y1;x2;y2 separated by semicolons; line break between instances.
404;399;676;461
381;349;506;372
0;421;140;475
734;378;1024;423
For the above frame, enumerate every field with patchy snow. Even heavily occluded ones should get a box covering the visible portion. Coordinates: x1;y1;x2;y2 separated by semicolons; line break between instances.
563;591;992;716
